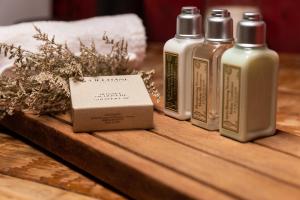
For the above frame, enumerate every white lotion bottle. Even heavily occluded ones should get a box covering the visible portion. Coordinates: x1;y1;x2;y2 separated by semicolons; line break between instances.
220;12;279;142
163;7;204;120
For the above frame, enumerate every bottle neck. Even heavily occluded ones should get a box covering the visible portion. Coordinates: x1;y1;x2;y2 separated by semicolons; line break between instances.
175;34;203;40
205;39;234;45
235;43;267;50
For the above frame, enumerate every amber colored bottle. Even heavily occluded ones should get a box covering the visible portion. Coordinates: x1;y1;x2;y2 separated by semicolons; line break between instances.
191;9;234;130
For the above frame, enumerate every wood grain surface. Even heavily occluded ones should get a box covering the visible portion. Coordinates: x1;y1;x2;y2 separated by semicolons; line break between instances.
0;130;125;200
1;43;300;200
0;174;97;200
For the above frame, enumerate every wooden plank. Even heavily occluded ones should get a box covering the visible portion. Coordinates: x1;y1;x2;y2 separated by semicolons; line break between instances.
1;113;232;200
56;111;300;193
255;131;300;158
0;174;97;200
0;132;125;200
93;130;300;200
276;92;300;136
57;107;300;165
56;112;300;185
278;63;300;92
276;113;300;136
50;114;300;199
150;112;300;186
277;92;300;116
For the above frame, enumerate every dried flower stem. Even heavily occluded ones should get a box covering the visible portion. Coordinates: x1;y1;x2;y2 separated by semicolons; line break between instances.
0;26;160;118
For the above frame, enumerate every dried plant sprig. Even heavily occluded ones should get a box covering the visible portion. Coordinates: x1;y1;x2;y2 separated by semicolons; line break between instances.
138;69;160;101
0;26;160;118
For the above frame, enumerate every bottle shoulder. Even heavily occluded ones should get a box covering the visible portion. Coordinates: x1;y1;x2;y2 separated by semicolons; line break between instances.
164;37;204;53
222;46;279;66
194;42;233;59
223;46;277;55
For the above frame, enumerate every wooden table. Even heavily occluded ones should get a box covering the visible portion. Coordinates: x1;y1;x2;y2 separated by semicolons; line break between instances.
0;129;126;200
1;43;300;200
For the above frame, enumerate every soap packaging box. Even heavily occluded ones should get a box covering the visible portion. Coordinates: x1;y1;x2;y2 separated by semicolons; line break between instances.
69;75;154;132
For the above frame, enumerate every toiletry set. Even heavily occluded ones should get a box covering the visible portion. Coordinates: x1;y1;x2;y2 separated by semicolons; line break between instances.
163;7;279;142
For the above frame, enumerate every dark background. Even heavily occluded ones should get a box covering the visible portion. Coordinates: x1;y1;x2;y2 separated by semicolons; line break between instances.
52;0;300;52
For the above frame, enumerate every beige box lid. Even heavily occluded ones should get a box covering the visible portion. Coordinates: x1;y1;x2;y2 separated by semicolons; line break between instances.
69;75;153;109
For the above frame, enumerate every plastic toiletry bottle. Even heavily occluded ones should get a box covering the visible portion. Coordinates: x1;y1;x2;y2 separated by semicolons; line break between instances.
163;6;204;120
191;9;234;130
220;12;279;142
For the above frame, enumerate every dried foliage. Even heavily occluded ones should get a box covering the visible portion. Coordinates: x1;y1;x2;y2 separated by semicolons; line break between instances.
0;26;160;118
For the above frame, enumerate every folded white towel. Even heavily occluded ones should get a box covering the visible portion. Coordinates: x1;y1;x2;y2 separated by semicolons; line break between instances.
0;14;146;74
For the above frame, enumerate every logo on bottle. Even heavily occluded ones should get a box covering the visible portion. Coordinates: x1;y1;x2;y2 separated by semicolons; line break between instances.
165;52;178;112
222;64;241;133
192;58;208;123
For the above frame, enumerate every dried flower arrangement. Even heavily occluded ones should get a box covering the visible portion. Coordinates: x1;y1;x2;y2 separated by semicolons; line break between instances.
0;26;160;119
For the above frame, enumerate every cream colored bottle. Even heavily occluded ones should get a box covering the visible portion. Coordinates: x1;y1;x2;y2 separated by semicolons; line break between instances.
220;12;279;142
163;7;204;120
191;9;234;130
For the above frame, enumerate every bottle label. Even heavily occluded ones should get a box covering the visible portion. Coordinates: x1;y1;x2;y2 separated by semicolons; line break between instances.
165;52;178;112
222;64;241;133
192;57;208;123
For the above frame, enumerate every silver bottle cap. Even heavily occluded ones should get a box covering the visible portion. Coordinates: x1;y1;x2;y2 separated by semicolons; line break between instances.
206;9;233;42
176;6;202;39
236;12;266;48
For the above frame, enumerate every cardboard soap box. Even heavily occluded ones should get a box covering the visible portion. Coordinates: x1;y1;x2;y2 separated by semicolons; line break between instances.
69;75;154;132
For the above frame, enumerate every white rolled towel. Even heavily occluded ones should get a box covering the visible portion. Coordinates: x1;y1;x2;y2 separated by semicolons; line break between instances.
0;14;146;74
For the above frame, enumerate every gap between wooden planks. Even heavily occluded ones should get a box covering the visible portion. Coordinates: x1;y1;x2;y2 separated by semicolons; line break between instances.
2;111;300;200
